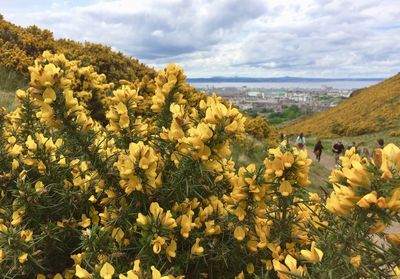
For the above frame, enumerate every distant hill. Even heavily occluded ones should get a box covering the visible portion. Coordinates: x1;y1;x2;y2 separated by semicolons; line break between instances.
282;73;400;138
188;76;383;83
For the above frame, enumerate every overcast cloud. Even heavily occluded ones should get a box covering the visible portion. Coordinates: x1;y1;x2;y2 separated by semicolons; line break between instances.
1;0;399;78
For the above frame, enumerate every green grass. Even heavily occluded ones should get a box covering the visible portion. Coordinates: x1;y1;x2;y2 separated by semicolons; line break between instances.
0;90;16;110
0;65;28;110
231;139;268;168
0;65;28;92
308;161;331;193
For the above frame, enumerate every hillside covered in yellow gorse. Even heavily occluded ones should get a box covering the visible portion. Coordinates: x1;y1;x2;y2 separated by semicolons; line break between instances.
283;73;400;137
0;17;155;83
0;17;277;141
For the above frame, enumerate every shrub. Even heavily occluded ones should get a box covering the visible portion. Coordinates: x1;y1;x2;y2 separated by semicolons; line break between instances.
0;53;399;278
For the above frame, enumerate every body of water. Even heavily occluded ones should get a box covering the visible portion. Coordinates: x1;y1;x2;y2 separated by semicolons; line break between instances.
190;80;380;90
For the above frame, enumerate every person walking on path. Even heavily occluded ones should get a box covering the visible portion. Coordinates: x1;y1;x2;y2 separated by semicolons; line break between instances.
362;147;370;159
313;140;324;162
332;140;345;166
347;141;360;153
296;133;306;150
377;138;384;149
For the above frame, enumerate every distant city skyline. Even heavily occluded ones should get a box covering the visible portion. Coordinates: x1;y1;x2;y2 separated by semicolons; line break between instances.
2;0;400;78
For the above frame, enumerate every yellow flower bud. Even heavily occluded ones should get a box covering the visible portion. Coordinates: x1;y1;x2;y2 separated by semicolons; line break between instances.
234;226;246;241
279;180;293;196
246;263;254;274
18;253;28;264
350;255;361;267
191;238;204;256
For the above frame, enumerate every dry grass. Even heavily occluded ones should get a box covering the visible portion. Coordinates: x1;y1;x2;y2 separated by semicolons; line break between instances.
0;89;15;111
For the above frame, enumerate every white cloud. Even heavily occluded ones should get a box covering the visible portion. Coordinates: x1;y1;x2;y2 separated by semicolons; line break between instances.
1;0;399;78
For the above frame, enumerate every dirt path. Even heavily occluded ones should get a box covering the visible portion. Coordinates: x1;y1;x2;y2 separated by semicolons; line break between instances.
306;146;336;170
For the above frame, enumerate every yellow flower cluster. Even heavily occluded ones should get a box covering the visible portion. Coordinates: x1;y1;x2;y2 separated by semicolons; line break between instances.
106;85;146;135
221;143;328;277
159;93;245;170
264;145;312;192
114;141;162;194
151;64;186;113
244;115;279;144
23;51;114;131
327;146;400;216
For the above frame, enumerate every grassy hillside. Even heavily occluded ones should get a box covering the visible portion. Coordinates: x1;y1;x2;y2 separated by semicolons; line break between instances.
0;65;28;91
0;65;28;110
282;73;400;137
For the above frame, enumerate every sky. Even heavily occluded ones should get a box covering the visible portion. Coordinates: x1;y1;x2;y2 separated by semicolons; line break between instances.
1;0;400;78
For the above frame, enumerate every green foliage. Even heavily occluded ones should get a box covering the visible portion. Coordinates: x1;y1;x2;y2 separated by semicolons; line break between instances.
261;108;274;113
267;105;303;124
231;138;268;168
0;65;28;92
244;108;258;117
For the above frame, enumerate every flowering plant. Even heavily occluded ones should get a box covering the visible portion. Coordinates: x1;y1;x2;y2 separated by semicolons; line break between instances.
0;53;399;278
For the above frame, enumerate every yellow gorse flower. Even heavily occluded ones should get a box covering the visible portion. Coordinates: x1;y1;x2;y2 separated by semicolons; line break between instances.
300;241;323;263
100;262;115;279
380;143;400;179
234;226;246;241
191;238;204;256
18;253;28;264
350;255;362;267
75;265;92;279
20;230;33;242
386;233;400;246
273;255;305;279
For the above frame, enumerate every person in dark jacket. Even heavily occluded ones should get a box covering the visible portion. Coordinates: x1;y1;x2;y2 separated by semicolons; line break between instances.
313;140;324;162
332;140;345;166
377;138;384;148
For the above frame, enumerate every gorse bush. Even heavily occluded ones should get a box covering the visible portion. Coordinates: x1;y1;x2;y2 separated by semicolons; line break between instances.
0;52;399;279
0;17;274;143
0;18;155;84
243;116;278;144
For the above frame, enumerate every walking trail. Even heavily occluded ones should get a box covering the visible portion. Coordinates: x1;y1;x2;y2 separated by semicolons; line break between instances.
306;146;335;170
